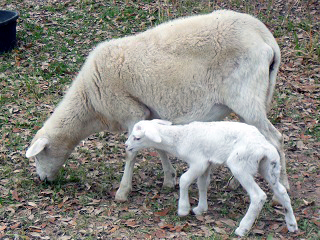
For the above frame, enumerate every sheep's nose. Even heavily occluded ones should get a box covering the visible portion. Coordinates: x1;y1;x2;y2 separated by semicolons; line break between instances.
125;144;128;149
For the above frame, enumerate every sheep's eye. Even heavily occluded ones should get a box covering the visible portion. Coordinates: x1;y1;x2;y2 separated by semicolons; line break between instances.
134;137;140;141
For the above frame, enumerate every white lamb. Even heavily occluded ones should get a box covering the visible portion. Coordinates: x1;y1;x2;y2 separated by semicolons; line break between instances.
125;119;298;236
26;10;289;202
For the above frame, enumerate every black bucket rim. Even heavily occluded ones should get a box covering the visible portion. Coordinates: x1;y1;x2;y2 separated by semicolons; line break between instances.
0;10;19;27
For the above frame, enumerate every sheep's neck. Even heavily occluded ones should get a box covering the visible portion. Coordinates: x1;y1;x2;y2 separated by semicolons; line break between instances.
44;87;106;148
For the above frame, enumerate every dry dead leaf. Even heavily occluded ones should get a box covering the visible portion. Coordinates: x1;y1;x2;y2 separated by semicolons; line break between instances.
213;226;226;234
109;225;119;233
11;190;21;201
220;218;236;227
28;202;37;207
0;225;7;231
252;229;265;235
154;208;170;216
10;222;21;230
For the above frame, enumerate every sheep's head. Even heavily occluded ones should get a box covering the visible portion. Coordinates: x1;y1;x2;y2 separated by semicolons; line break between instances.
26;128;73;181
125;120;172;154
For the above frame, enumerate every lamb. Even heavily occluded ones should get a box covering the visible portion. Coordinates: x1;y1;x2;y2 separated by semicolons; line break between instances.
125;119;298;236
26;9;289;202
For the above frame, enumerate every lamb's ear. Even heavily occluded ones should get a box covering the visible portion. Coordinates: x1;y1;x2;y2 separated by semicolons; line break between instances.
144;126;162;143
151;119;172;125
26;137;49;158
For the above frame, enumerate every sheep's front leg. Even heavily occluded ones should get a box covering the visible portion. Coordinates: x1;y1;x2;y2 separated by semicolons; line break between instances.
178;164;206;217
157;150;176;188
193;165;212;215
115;152;137;202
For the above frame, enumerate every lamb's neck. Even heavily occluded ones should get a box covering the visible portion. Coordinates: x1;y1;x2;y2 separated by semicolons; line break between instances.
153;125;184;156
44;86;106;147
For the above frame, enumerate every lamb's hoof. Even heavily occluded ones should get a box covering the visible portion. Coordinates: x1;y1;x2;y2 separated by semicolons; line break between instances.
192;206;207;216
271;195;281;206
287;223;298;233
115;190;129;202
235;227;248;237
178;208;190;217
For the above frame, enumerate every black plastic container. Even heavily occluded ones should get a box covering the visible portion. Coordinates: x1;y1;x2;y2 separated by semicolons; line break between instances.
0;10;19;53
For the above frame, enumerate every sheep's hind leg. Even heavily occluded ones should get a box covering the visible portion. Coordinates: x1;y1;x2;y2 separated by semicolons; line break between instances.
227;154;267;237
193;165;212;215
259;158;298;232
157;150;176;188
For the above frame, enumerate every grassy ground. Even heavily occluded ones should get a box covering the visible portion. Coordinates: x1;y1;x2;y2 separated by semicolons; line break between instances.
0;0;319;239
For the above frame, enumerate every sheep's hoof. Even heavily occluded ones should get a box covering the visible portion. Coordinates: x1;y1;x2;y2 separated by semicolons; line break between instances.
163;177;176;189
115;190;129;202
162;181;176;189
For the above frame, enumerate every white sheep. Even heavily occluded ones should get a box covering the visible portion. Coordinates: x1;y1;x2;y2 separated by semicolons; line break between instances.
26;10;289;202
125;119;298;236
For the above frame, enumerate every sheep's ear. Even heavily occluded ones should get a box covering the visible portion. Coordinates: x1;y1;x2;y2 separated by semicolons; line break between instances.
144;126;162;143
152;119;172;125
26;137;49;158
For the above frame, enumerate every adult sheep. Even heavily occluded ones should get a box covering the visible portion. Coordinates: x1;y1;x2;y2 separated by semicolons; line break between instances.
26;10;289;202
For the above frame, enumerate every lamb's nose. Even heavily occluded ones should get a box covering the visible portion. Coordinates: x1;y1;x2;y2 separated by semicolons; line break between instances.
125;144;128;149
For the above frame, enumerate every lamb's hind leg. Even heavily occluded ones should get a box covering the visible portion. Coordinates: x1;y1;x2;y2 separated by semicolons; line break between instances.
229;101;290;193
259;156;298;232
227;153;267;237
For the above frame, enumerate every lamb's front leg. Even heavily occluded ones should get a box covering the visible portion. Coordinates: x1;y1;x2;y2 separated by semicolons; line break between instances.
178;164;207;217
157;150;176;188
115;152;137;202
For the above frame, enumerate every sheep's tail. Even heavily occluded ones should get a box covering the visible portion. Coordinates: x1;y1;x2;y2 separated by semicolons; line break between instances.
266;41;281;111
256;19;281;111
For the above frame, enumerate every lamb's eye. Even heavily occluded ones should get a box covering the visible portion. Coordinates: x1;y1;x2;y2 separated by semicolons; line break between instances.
134;137;140;141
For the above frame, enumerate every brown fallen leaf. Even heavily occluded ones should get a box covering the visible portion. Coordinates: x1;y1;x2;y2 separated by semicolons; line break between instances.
125;219;139;228
10;222;21;230
152;229;166;238
311;219;320;227
158;222;174;229
148;151;158;157
154;208;170;216
220;218;236;227
28;202;37;207
109;225;119;233
213;226;226;234
0;225;7;231
252;229;265;235
12;190;21;201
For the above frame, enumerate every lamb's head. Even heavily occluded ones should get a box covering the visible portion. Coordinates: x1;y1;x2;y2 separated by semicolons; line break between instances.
125;120;172;154
26;128;73;181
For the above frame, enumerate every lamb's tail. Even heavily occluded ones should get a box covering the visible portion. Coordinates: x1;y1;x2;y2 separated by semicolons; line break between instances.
259;146;281;185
